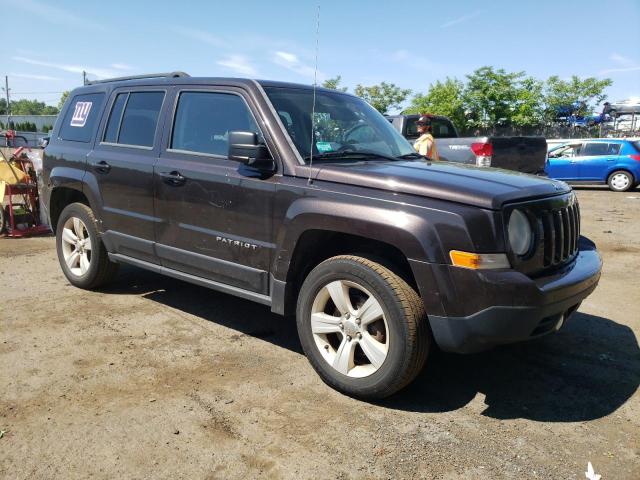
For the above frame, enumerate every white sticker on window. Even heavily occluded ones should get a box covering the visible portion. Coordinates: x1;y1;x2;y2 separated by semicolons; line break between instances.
70;101;93;127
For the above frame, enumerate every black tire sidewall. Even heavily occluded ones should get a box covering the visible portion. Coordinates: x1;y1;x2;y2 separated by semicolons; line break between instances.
296;258;414;398
56;203;104;288
608;171;632;192
0;206;5;234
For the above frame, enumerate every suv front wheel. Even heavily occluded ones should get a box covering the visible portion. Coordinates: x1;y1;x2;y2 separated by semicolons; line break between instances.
56;202;118;289
296;255;430;399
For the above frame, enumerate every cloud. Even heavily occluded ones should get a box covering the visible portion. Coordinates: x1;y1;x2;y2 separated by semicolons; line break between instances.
441;11;481;28
600;53;640;74
12;56;120;79
217;55;257;76
272;51;321;79
6;0;106;31
599;66;640;74
610;53;635;67
110;63;134;71
391;49;444;73
172;26;229;48
10;73;61;81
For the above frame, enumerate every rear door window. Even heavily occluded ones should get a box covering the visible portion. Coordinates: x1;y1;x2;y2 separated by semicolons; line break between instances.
582;142;609;156
170;91;259;156
103;91;165;147
59;93;106;143
404;118;457;139
606;143;621;155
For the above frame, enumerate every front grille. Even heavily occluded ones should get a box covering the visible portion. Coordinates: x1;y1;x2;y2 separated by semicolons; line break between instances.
540;202;580;267
504;192;580;276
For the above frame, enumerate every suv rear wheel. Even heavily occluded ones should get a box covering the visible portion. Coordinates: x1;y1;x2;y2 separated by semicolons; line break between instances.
296;255;430;399
56;202;118;289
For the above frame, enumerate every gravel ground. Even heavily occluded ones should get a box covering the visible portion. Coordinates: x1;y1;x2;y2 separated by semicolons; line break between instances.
1;187;639;479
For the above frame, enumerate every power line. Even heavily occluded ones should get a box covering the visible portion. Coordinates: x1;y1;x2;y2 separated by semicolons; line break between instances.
11;91;65;94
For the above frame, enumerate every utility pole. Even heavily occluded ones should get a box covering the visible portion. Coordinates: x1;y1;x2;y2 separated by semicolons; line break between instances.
82;70;87;86
2;75;10;129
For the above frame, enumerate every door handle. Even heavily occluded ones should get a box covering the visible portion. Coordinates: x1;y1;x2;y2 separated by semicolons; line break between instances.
93;160;111;173
160;171;187;186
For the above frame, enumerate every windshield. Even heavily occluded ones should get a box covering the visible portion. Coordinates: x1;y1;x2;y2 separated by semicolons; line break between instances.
263;86;415;163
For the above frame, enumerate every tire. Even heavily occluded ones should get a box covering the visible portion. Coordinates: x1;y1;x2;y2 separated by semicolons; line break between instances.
0;206;6;234
55;202;118;289
296;255;430;399
607;170;633;192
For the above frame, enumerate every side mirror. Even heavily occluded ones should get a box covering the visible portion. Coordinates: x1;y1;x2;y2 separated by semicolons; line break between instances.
228;131;274;171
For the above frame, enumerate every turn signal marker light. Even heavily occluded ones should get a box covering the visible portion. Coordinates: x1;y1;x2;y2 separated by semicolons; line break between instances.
449;250;510;270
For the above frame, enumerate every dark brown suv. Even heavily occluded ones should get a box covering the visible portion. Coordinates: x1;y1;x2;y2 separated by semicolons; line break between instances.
42;72;602;399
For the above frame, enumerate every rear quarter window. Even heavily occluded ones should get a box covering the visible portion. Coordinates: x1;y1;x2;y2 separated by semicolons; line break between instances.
58;93;106;143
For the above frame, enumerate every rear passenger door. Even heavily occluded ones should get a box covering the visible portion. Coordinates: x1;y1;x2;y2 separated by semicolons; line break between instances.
90;88;166;263
578;142;618;180
154;88;276;295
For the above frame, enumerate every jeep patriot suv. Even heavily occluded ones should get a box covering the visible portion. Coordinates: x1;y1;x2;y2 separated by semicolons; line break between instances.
42;72;602;399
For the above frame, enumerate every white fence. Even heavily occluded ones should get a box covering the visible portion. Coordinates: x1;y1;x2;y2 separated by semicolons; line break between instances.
1;115;58;131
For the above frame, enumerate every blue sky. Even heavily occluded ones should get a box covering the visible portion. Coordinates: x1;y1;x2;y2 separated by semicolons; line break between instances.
1;0;639;110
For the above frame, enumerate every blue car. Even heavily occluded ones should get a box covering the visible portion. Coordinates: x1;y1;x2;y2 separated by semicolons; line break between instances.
546;139;640;192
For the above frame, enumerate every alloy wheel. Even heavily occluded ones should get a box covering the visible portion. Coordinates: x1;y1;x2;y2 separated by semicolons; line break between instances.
61;217;92;277
310;279;389;378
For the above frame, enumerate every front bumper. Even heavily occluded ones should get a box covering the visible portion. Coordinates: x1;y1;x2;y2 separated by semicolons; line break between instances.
412;236;602;353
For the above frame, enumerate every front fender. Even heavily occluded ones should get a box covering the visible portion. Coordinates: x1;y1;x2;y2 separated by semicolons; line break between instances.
272;195;476;280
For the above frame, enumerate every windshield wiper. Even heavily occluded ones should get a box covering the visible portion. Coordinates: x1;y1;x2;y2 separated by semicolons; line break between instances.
304;150;400;163
396;152;426;160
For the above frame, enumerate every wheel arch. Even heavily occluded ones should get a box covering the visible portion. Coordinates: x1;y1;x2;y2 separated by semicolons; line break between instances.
272;227;424;317
48;186;91;233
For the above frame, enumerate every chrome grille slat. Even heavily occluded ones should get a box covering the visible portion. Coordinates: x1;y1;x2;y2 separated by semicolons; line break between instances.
554;210;564;263
540;200;580;268
562;208;571;258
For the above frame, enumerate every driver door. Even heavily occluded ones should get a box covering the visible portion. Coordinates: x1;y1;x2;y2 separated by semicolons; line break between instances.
546;144;582;180
154;87;277;295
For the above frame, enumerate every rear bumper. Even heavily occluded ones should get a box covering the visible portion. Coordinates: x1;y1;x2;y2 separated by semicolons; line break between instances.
414;236;602;353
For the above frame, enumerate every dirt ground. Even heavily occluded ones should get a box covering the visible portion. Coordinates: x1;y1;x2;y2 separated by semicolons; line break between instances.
1;186;639;479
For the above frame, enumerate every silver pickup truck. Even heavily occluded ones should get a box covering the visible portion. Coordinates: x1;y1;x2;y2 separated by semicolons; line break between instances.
387;114;547;174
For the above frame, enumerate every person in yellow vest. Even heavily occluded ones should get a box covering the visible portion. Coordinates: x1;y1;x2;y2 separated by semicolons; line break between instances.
413;115;440;160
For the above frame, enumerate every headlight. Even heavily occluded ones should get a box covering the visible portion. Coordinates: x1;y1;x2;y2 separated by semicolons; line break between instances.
508;209;533;256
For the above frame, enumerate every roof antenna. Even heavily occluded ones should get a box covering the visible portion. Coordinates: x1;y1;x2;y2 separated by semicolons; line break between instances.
308;5;320;185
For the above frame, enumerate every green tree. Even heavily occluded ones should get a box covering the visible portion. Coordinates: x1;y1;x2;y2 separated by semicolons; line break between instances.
322;76;348;92
512;77;545;128
405;77;467;130
543;75;613;121
354;82;411;114
0;98;7;115
463;66;525;128
58;91;70;110
6;99;60;115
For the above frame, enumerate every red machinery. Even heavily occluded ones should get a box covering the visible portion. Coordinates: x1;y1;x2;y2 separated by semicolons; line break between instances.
0;147;50;237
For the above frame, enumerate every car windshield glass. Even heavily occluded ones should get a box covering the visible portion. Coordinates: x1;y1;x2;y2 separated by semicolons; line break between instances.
263;87;415;163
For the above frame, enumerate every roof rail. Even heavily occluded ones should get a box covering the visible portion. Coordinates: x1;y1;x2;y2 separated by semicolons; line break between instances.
85;71;190;85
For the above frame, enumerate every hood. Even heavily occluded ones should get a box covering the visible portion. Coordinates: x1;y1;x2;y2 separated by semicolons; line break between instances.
313;160;570;210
